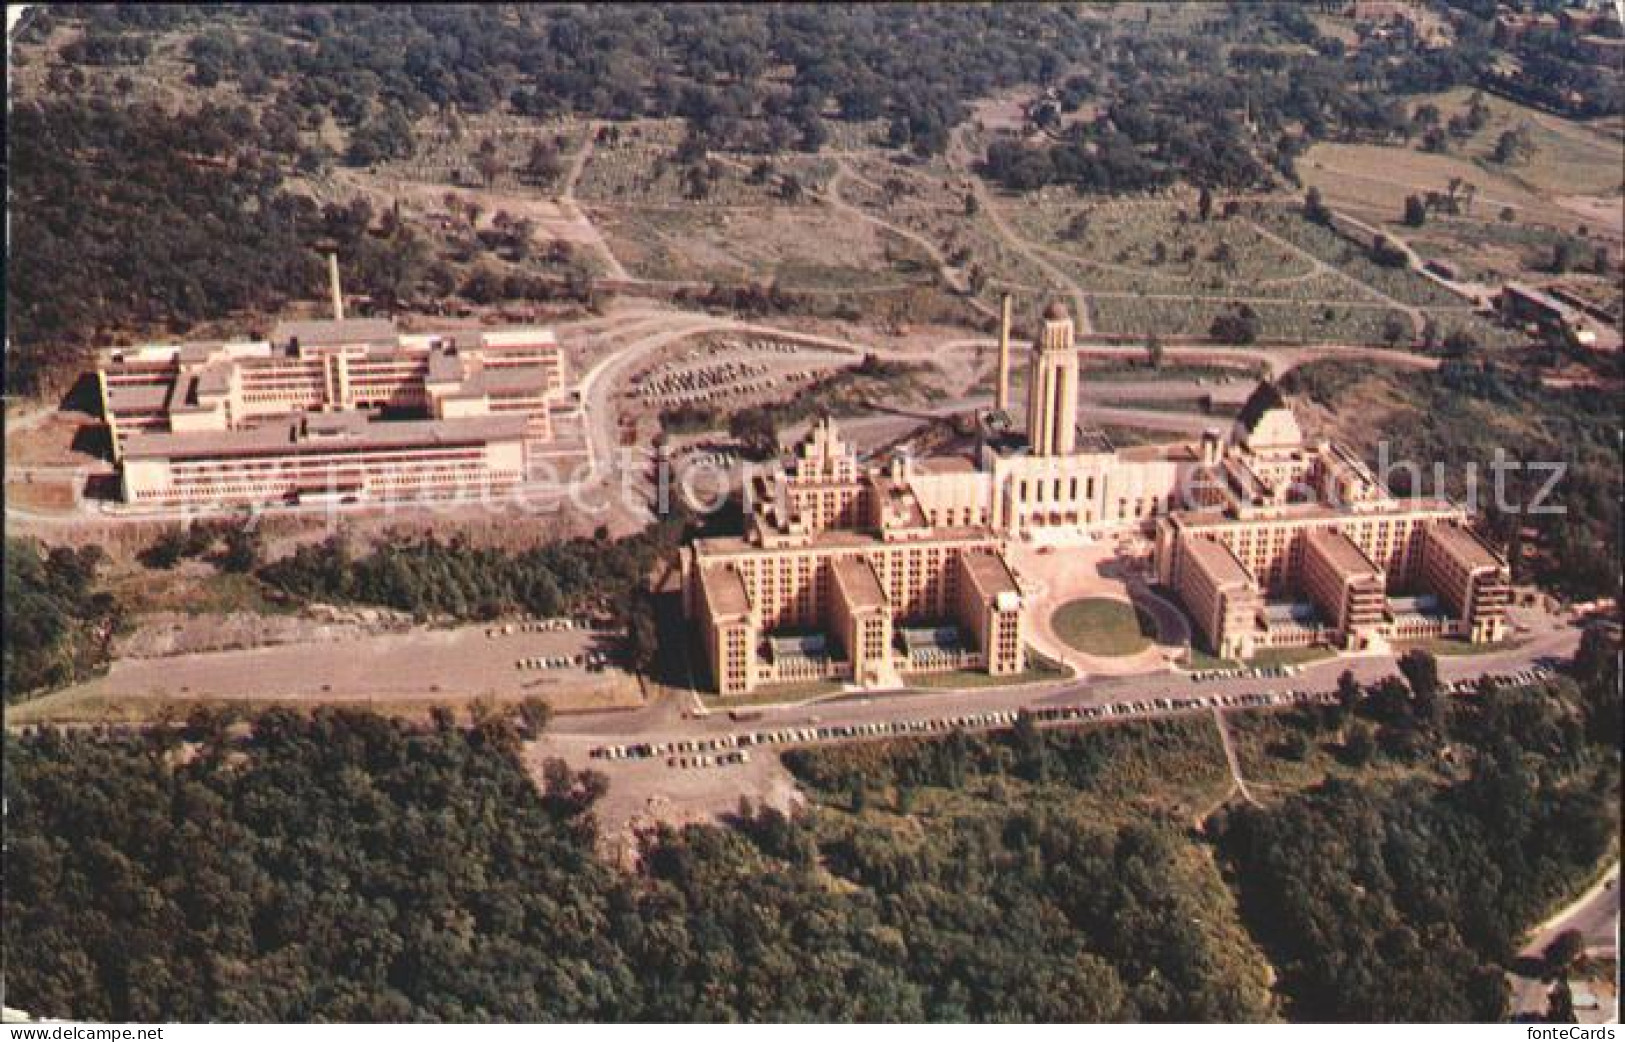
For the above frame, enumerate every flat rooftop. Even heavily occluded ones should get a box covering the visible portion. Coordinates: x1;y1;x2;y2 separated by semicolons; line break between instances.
120;412;527;462
831;557;889;611
692;524;998;559
1388;593;1447;619
959;549;1021;601
910;455;980;475
1182;535;1254;588
1305;527;1384;579
1117;441;1201;463
271;317;399;348
1261;601;1321;628
1426;523;1504;571
105;383;172;413
697;563;752;618
1171;496;1461;529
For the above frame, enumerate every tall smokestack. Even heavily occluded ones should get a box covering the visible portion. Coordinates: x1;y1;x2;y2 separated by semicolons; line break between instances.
328;252;345;322
995;292;1013;413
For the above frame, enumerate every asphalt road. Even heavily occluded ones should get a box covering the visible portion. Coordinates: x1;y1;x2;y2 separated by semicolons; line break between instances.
543;606;1582;748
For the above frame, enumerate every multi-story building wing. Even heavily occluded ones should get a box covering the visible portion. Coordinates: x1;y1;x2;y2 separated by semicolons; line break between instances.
684;416;1026;694
96;318;566;508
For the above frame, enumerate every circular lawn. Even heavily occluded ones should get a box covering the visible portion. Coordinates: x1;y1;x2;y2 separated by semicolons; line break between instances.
1051;597;1157;657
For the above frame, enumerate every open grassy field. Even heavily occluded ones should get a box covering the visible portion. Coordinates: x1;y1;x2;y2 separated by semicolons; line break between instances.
577;119;837;206
1051;597;1156;657
1002;198;1321;295
1250;646;1337;669
1394;637;1530;658
374;111;589;195
1399;214;1598;282
1299;140;1620;237
1251;206;1465;307
594;205;936;289
1089;293;1415;343
1411;87;1625;199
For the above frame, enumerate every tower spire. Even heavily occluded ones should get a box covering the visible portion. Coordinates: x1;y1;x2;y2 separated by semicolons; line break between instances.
1025;301;1079;457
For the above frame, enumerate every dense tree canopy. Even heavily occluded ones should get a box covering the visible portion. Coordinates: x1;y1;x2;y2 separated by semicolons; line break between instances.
3;538;122;703
5;634;1618;1021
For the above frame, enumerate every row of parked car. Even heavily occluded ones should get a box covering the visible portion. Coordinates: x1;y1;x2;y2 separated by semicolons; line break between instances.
1449;665;1553;693
591;690;1344;763
487;617;596;638
588;664;1557;764
669;751;752;770
516;651;613;671
1190;664;1302;683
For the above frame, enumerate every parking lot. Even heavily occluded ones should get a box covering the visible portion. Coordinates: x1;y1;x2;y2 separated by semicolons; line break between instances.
587;663;1559;769
46;618;644;715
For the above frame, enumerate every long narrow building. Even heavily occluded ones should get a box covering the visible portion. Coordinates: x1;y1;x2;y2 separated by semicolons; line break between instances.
97;318;567;507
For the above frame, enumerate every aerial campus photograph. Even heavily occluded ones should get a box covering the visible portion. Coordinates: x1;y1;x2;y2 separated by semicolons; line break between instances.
1;0;1622;1030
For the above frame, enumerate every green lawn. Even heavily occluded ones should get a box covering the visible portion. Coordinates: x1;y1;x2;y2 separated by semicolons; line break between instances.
1051;597;1156;657
1251;646;1338;668
904;657;1072;691
1183;648;1238;671
1395;637;1528;658
701;680;845;709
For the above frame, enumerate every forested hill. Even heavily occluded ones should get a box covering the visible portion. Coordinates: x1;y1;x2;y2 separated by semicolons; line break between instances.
10;1;1572;394
5;633;1618;1021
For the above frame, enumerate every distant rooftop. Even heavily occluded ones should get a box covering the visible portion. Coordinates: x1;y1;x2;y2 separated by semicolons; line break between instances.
1183;536;1254;588
120;412;526;462
1305;527;1384;579
270;317;398;349
1427;523;1505;571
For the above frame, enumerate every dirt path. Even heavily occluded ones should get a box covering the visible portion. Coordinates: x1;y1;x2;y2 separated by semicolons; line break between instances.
558;121;632;281
822;159;993;318
1211;707;1260;807
1244;217;1425;337
947;125;1094;331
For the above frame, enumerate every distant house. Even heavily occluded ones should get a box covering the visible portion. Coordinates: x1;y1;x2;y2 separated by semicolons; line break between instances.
1424;258;1463;282
1498;282;1593;343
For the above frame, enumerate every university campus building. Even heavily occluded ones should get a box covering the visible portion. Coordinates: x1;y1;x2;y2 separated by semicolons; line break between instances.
683;418;1026;695
1152;385;1511;659
98;317;566;508
681;299;1510;694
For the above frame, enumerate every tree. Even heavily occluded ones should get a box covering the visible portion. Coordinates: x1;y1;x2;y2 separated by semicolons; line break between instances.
1145;332;1164;370
517;697;553;740
1403;194;1427;227
1303;186;1332;226
1342;721;1376;765
1493;125;1533;165
1550;240;1575;274
1398;649;1440;702
141;529;190;570
1382;314;1410;347
728;408;779;460
219;523;262;574
1399;649;1441;727
525;141;563;185
963;191;979;216
475;137;503;187
1209;304;1259;344
1197;185;1213;222
1544;929;1587;978
1546;980;1578;1024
